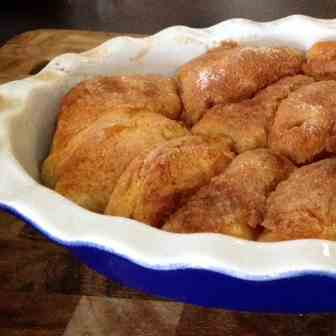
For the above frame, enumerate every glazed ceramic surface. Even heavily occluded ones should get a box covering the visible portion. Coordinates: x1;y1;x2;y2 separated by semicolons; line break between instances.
1;15;336;313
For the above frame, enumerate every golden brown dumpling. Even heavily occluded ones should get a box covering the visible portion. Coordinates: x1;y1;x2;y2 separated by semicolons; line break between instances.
177;43;304;125
303;41;336;80
51;75;182;152
269;81;336;164
260;158;336;241
105;135;234;227
163;149;295;240
42;112;189;212
192;75;314;153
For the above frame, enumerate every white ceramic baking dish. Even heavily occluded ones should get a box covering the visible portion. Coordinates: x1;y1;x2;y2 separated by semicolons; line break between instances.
1;15;336;313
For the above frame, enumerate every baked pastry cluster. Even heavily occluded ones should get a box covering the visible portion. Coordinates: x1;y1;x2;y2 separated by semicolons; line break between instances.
42;41;336;241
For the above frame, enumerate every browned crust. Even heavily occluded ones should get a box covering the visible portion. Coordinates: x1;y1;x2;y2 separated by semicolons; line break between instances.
105;135;234;227
48;112;189;212
303;41;336;80
260;158;336;241
177;44;304;125
51;75;182;152
163;149;295;239
192;75;314;153
269;80;336;164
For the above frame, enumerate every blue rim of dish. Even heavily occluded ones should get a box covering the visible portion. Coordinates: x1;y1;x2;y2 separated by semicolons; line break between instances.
4;201;336;313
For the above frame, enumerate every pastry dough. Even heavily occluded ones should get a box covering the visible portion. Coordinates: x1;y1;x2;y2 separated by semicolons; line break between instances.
163;149;295;240
192;75;314;153
177;43;304;125
105;135;234;227
270;81;336;164
303;41;336;80
43;112;189;212
260;158;336;241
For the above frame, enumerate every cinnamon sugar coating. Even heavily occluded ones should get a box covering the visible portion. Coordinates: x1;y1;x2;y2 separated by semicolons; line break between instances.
163;149;295;240
260;158;336;241
105;135;234;227
177;43;304;125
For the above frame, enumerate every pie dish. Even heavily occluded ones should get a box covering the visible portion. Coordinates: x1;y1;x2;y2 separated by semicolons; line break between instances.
2;15;336;313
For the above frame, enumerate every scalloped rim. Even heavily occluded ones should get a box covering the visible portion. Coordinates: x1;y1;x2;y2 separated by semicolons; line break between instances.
1;15;336;281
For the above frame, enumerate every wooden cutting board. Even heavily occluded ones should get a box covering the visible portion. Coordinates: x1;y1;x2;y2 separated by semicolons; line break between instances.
0;29;144;84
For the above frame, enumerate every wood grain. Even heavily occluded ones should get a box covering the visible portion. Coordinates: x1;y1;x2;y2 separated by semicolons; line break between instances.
0;292;79;336
176;305;336;336
63;296;182;336
0;217;154;299
0;213;22;239
0;232;80;294
1;289;336;336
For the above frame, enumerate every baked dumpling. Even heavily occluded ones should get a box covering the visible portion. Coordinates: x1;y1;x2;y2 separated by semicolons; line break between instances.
270;80;336;164
163;149;295;240
303;41;336;80
260;158;336;241
105;135;234;227
42;112;189;212
51;75;182;152
192;75;314;153
177;43;304;125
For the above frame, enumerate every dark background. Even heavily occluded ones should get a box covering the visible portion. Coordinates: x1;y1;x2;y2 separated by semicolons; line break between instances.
1;0;336;45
